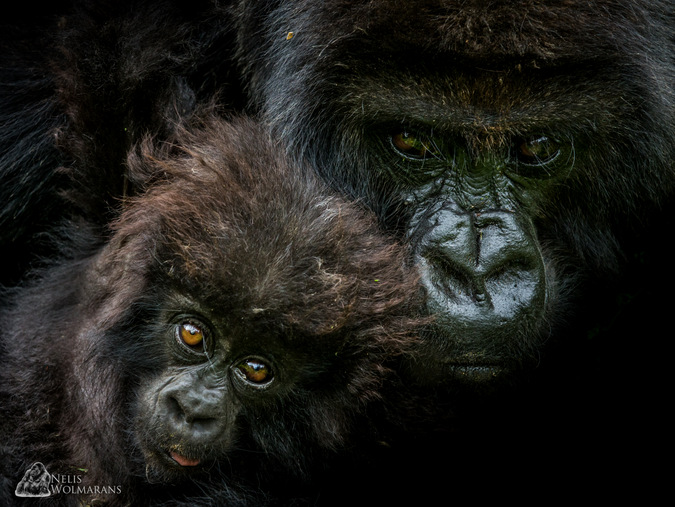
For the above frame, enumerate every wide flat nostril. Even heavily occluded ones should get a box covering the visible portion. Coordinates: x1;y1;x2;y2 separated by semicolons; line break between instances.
418;249;486;306
417;208;547;312
423;248;473;284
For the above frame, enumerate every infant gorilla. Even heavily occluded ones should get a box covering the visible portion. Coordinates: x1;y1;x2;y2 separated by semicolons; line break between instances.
0;114;420;506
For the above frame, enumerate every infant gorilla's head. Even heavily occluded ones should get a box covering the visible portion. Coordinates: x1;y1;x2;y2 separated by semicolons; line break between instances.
85;114;421;498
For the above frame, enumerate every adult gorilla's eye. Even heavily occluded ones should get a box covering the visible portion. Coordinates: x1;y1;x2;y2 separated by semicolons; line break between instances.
235;359;274;385
390;132;439;159
515;136;561;165
177;322;205;350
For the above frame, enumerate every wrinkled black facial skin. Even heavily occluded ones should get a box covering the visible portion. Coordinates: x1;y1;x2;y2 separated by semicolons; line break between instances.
392;133;558;386
234;0;675;394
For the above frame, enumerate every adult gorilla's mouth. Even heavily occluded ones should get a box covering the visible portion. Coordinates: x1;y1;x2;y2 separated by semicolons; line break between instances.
405;322;542;389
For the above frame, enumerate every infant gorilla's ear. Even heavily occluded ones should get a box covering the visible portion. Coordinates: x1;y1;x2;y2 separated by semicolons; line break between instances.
0;111;423;506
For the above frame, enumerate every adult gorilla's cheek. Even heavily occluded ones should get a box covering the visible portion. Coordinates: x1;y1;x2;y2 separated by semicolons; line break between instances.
407;202;552;386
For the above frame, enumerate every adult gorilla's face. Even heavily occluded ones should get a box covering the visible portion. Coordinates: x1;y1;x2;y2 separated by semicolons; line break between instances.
234;0;675;389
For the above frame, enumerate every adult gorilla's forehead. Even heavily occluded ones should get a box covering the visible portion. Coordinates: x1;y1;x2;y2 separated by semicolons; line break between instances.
276;0;657;62
264;5;658;137
331;63;631;135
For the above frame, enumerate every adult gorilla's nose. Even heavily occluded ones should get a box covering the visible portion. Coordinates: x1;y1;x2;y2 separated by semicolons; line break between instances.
415;208;548;335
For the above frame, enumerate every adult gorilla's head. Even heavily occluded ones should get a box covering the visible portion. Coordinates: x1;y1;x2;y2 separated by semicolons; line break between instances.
233;0;675;390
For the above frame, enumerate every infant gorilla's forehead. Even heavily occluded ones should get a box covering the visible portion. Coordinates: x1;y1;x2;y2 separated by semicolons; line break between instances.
115;115;419;337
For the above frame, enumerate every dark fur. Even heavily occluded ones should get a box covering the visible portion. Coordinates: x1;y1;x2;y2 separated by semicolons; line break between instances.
0;114;421;506
2;1;672;501
234;0;675;328
232;0;675;498
0;0;243;286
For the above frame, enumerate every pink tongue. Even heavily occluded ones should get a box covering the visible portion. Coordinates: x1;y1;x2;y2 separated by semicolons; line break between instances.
170;451;200;467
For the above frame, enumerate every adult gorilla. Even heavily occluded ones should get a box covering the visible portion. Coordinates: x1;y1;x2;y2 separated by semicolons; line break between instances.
234;1;674;381
1;0;672;498
232;0;674;485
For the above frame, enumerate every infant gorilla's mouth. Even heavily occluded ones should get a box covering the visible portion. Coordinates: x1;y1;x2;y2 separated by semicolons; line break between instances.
169;451;201;467
143;447;207;484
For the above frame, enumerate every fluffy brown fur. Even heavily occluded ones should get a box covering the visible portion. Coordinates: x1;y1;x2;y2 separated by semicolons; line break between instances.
0;113;421;506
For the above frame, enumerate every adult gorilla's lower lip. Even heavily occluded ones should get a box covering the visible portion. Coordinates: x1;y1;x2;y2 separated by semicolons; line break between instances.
170;451;201;467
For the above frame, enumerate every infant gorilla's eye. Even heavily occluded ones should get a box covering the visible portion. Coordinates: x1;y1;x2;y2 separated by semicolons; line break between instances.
390;132;440;159
235;359;274;385
515;136;561;165
177;322;205;349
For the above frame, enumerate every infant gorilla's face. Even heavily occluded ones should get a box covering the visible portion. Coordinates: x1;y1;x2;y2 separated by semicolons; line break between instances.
135;301;327;482
136;318;270;480
100;114;421;483
137;320;251;478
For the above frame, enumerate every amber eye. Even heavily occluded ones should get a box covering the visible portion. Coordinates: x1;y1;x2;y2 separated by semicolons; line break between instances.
178;322;205;348
390;132;439;159
235;359;274;385
515;136;560;165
